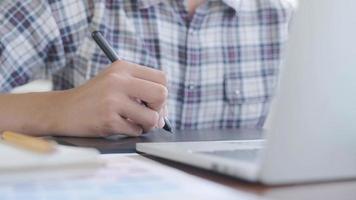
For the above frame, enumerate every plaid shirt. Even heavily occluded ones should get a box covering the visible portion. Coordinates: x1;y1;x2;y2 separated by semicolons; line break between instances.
0;0;295;130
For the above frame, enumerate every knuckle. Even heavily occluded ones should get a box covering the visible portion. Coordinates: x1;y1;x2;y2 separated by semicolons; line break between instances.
154;85;168;103
123;119;143;136
146;111;159;128
156;70;167;85
105;71;130;87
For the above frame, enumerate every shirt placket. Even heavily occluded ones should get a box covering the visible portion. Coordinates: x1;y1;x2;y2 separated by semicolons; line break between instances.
180;4;208;128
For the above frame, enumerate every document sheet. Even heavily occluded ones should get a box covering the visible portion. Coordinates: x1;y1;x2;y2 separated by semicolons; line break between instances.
0;154;263;200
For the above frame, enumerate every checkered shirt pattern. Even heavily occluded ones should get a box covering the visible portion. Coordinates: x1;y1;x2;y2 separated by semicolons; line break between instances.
0;0;295;130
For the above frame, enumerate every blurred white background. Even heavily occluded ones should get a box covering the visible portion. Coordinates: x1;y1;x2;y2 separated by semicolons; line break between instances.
11;79;52;94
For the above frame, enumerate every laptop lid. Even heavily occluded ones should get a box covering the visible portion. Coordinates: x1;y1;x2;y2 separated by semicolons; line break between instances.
261;0;356;184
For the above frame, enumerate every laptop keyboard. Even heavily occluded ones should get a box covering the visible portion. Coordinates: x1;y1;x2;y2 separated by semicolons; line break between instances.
198;149;261;162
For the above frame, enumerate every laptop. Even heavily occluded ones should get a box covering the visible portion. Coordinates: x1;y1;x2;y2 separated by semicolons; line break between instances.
136;0;356;185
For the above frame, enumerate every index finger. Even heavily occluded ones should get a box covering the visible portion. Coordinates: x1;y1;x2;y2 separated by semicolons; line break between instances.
126;62;167;86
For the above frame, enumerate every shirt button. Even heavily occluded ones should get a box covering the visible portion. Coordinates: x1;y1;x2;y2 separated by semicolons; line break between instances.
187;84;196;90
234;90;241;96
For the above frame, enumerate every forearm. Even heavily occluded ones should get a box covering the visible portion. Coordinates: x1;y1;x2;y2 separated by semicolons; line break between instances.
0;60;168;138
0;91;67;136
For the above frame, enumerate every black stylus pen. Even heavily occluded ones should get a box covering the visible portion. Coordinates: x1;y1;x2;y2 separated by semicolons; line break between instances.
92;31;173;133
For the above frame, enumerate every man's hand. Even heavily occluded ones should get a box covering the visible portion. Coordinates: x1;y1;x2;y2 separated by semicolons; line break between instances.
53;61;168;137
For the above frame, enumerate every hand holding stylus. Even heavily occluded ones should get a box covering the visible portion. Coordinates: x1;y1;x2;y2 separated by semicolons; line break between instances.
92;31;173;133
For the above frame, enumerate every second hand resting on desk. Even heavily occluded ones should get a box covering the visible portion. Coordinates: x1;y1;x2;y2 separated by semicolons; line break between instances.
91;31;173;135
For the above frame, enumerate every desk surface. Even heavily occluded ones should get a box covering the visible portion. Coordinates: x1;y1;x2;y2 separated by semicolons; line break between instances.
143;154;356;200
52;129;356;199
53;129;263;153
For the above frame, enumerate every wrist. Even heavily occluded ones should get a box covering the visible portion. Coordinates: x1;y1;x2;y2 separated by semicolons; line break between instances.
35;90;73;136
